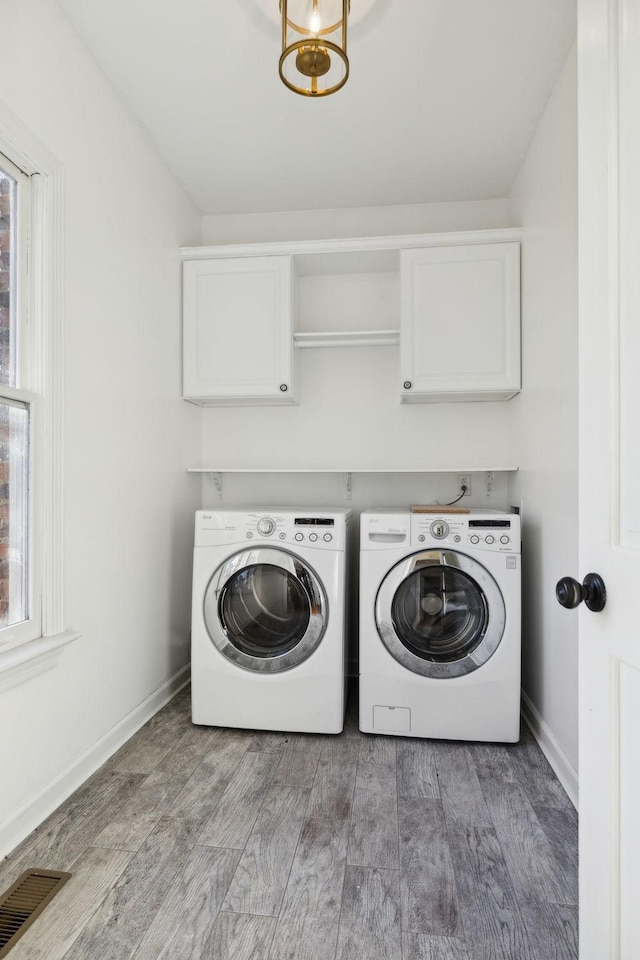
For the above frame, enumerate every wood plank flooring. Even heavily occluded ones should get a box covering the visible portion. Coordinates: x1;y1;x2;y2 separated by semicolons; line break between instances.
0;685;578;960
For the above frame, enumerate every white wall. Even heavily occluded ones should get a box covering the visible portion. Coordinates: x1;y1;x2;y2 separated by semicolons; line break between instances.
200;347;515;472
508;45;579;795
202;199;513;245
0;0;201;855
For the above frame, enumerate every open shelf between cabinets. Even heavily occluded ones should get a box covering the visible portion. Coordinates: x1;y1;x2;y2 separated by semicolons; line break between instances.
293;329;399;348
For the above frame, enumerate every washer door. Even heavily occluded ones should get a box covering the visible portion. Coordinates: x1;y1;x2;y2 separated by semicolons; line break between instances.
203;547;327;673
375;549;506;678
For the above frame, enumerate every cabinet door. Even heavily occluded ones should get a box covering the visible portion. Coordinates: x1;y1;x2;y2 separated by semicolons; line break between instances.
400;242;520;402
183;256;296;405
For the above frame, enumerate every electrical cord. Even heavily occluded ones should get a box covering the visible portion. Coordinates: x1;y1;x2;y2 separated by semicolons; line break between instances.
445;484;467;506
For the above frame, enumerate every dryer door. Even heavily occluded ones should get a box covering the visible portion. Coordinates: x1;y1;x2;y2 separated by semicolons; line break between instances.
375;549;506;678
203;547;327;673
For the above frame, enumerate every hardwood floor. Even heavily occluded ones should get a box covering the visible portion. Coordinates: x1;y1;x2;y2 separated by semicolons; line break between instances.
0;686;578;960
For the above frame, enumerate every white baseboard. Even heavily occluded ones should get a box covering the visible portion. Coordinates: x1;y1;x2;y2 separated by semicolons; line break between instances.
520;689;578;810
0;663;191;861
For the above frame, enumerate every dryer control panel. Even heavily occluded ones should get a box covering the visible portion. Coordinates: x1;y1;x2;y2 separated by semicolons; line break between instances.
411;513;520;554
360;509;520;555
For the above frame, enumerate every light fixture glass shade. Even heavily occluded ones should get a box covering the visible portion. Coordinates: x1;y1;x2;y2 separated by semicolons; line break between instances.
279;0;350;97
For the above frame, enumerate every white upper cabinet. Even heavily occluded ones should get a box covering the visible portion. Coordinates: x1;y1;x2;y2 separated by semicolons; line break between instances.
182;231;521;406
183;255;297;405
400;242;521;402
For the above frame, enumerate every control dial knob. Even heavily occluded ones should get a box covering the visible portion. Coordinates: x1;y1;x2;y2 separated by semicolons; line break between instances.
257;517;275;536
430;520;450;540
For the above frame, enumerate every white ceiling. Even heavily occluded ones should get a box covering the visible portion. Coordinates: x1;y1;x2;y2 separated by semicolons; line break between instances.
57;0;576;216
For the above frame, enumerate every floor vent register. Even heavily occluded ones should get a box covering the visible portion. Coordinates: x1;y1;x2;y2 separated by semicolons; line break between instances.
0;869;71;957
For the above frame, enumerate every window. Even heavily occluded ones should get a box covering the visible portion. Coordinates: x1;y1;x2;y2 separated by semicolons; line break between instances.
0;121;76;681
0;152;39;649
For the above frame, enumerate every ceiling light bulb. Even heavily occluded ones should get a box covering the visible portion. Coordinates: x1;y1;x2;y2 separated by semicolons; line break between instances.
309;8;322;34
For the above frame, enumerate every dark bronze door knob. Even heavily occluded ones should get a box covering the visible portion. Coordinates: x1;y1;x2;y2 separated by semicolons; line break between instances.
556;573;606;612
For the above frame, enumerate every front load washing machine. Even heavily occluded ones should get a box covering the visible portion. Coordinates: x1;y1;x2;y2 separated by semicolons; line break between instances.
359;508;521;742
191;508;351;734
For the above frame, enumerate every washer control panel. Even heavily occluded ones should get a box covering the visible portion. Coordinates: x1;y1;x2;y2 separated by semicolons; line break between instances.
411;512;520;553
196;509;351;549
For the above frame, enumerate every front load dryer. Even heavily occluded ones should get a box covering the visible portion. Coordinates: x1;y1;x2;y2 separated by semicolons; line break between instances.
359;508;521;742
191;508;351;734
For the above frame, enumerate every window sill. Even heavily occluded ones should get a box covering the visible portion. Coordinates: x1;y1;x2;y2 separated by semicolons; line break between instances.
0;629;81;693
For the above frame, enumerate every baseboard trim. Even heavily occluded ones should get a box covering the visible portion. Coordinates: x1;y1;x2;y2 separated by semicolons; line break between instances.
520;689;578;810
0;663;191;860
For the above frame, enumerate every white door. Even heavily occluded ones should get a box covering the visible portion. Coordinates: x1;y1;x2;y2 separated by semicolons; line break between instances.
577;0;640;956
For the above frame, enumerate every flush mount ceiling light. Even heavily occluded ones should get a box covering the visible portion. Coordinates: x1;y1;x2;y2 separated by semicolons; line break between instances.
279;1;350;97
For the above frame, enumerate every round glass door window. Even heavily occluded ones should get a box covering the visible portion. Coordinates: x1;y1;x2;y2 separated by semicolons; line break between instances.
375;550;506;678
203;547;326;673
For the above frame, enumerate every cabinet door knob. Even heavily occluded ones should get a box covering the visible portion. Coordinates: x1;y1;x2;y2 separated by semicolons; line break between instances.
279;383;288;392
403;381;412;390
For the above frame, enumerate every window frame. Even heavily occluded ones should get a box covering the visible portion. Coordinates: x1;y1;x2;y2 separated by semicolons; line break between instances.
0;151;41;649
0;106;78;687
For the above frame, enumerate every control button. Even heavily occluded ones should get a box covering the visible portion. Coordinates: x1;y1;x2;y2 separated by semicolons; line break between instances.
485;535;495;544
454;535;462;542
470;535;480;544
246;531;254;539
430;520;450;540
309;533;318;542
418;534;425;542
323;533;332;542
279;532;286;540
294;532;304;541
257;517;275;536
500;535;510;544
